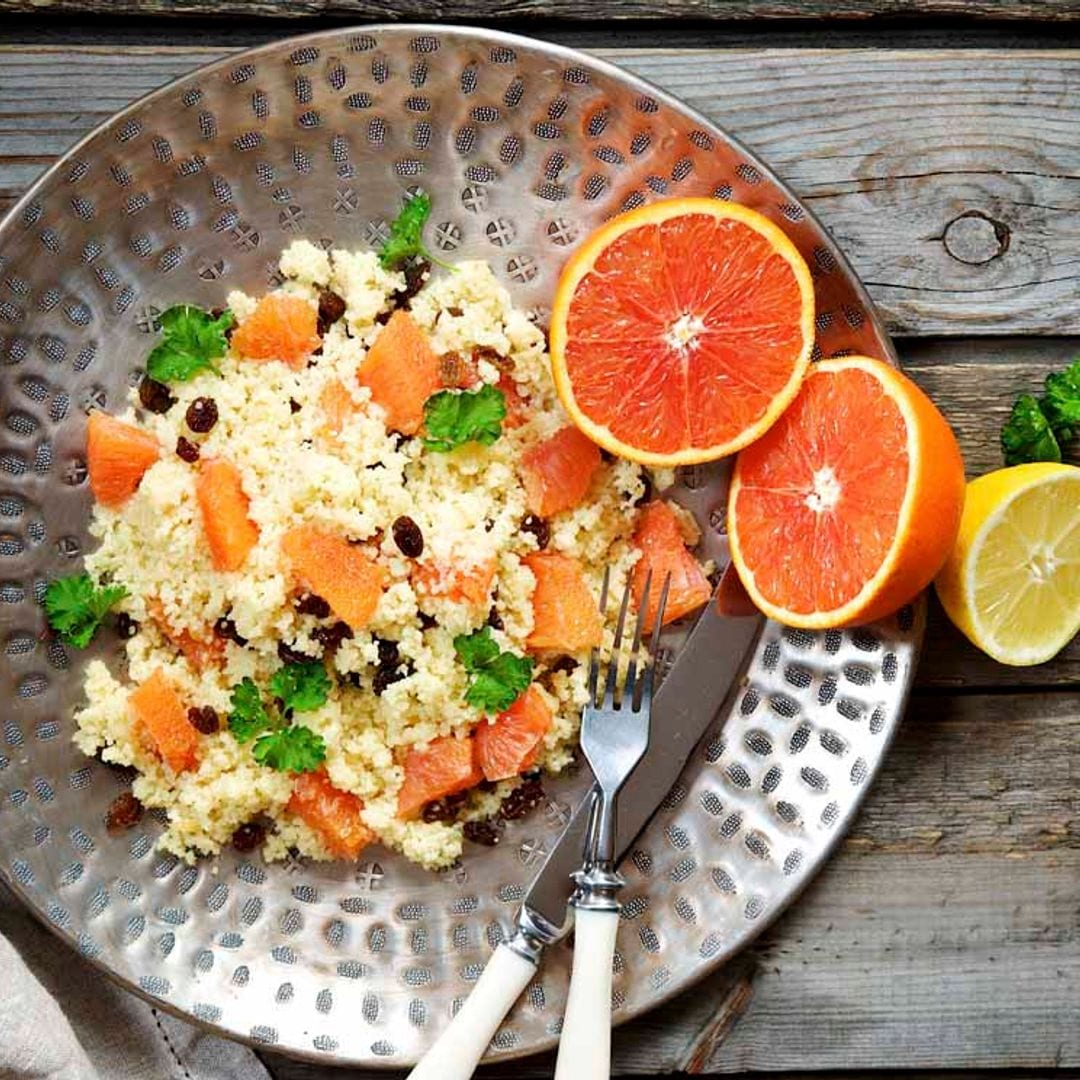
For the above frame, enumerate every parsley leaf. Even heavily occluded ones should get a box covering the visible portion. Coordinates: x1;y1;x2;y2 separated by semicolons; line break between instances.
269;661;331;714
228;677;274;743
454;627;533;714
1042;359;1080;437
423;385;507;452
44;573;128;649
252;725;326;773
146;305;234;383
378;192;453;271
1001;394;1062;466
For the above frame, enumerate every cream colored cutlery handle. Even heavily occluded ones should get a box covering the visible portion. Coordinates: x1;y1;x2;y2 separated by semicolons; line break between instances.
407;942;536;1080
553;907;619;1080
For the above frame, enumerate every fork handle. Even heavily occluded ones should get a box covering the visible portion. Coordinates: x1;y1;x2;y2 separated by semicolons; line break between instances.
554;906;620;1080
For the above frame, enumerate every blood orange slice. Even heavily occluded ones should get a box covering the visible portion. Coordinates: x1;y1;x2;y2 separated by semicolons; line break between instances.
728;356;965;628
288;769;373;860
474;685;553;782
550;198;815;466
632;501;711;630
130;668;200;774
231;294;321;368
86;411;161;508
397;735;483;820
521;426;602;517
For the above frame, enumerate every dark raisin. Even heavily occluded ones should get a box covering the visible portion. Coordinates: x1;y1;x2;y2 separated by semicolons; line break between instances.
521;515;550;550
376;638;400;668
463;819;502;846
317;288;347;334
114;612;140;639
418;611;438;630
289;398;302;414
312;621;353;651
213;616;248;646
231;822;266;852
472;344;510;369
500;778;545;821
550;655;579;676
105;791;144;832
447;305;464;318
373;663;411;696
342;671;363;689
295;593;331;618
374;309;393;326
138;376;175;414
438;351;466;388
634;473;653;508
391;515;424;558
187;705;220;734
393;258;430;308
421;791;468;824
185;396;219;433
175;435;200;463
278;640;314;665
487;606;504;631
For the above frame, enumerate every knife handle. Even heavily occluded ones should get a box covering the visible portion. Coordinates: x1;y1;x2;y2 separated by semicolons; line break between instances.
553;906;619;1080
406;941;537;1080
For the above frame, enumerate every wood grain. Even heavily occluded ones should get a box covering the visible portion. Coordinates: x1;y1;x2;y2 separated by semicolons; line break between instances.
1;46;1079;335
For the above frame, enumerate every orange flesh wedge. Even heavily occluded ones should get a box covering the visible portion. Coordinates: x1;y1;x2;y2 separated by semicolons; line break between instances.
521;426;602;518
497;372;529;430
524;552;603;652
550;198;815;466
129;668;200;774
397;735;483;820
231;294;321;368
287;769;373;859
86;411;161;508
318;379;356;439
358;310;442;435
632;501;712;629
475;685;553;782
729;356;965;628
413;559;496;608
281;525;387;630
195;458;260;572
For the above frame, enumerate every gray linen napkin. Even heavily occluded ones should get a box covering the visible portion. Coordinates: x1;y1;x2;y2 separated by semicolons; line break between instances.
0;886;271;1080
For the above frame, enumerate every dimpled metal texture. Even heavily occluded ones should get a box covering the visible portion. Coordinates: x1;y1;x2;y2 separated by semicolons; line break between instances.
0;26;921;1067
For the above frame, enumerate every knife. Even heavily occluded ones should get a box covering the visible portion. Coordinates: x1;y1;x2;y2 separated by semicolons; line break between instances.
407;581;762;1080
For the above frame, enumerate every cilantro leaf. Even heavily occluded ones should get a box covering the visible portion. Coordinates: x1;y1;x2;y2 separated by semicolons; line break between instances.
269;661;331;714
1042;359;1080;437
1001;394;1061;466
423;385;507;452
44;573;128;648
146;305;233;383
228;677;274;743
378;192;452;271
252;725;326;773
454;627;533;714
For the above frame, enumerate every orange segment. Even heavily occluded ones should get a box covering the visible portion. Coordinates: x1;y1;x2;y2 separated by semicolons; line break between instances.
729;356;965;628
475;685;553;782
550;198;815;466
497;372;529;430
397;734;483;820
632;501;711;629
287;769;374;859
521;426;602;517
318;379;356;440
86;411;161;508
129;668;200;774
281;525;387;629
524;552;603;651
147;599;225;672
231;294;321;368
195;458;260;572
413;559;496;608
358;310;442;435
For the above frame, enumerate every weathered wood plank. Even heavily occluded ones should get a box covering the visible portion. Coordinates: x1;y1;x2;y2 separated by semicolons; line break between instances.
0;46;1078;336
262;691;1080;1077
1;0;1078;20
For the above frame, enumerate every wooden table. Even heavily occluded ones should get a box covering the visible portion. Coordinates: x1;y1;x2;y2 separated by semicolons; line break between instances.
1;4;1077;1078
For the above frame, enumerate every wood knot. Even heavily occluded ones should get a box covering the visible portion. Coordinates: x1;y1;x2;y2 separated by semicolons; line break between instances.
942;210;1010;265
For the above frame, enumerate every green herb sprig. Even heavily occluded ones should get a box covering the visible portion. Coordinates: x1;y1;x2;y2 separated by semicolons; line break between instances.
146;305;234;383
44;573;128;648
422;385;507;453
1001;359;1080;465
453;626;533;714
378;192;454;271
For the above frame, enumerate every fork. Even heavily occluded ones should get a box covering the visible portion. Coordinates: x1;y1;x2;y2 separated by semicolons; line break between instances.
553;570;669;1080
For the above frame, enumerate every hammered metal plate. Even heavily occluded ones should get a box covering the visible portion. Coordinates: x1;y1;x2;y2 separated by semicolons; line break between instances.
0;26;922;1067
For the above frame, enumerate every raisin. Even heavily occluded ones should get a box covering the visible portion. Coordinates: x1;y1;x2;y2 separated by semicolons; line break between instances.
487;606;504;631
175;435;200;463
418;611;438;630
231;822;266;852
500;778;545;821
185;396;218;433
550;655;579;676
391;515;424;558
463;820;501;846
373;663;411;696
313;621;352;651
472;344;510;369
114;612;140;639
447;305;464;318
187;705;220;734
213;616;248;647
138;376;175;414
289;398;302;414
105;791;144;832
438;351;466;388
278;640;314;665
393;258;430;308
374;309;393;326
317;288;347;334
376;638;400;668
295;593;331;618
521;515;550;550
421;791;468;824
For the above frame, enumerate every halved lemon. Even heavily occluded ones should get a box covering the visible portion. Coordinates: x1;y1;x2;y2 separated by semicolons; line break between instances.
934;462;1080;666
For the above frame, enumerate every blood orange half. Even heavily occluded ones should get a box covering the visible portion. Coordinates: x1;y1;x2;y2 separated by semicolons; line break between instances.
728;356;965;629
550;198;815;466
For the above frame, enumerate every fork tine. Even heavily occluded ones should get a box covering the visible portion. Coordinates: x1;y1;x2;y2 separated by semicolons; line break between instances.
623;569;652;708
587;568;611;705
603;577;633;705
641;573;672;701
